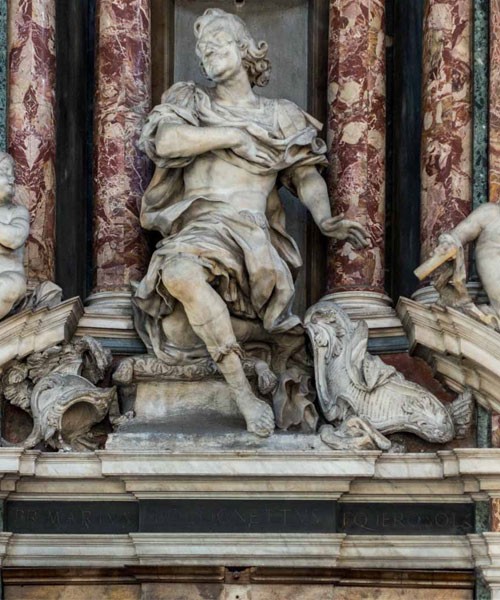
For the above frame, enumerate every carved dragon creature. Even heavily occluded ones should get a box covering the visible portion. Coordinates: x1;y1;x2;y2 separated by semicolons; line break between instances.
304;299;473;449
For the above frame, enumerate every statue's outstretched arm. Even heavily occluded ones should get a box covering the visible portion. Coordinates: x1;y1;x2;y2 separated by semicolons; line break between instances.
291;165;370;249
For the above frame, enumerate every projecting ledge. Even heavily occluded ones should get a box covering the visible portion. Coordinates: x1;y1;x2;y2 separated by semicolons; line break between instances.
1;448;500;486
0;533;476;570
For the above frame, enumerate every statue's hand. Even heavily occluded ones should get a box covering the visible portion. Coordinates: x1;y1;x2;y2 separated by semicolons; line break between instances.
319;214;370;249
232;130;278;165
436;233;460;256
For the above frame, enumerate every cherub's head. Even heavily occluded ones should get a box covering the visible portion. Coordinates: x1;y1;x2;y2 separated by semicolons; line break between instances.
194;8;271;88
0;153;15;203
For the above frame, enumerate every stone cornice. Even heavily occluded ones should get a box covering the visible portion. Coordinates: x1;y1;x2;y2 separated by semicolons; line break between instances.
1;448;500;498
397;297;500;412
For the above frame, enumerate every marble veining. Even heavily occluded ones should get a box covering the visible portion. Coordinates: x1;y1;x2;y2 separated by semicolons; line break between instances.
490;0;500;203
420;0;473;261
326;0;386;294
93;0;151;292
0;0;7;152
473;0;489;209
7;0;57;284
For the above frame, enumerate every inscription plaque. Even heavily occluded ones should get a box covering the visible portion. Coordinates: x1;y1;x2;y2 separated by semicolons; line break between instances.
6;501;139;535
5;500;475;536
338;503;474;535
139;500;336;534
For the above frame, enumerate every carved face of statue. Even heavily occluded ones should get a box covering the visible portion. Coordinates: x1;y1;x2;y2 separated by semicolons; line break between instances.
196;22;244;83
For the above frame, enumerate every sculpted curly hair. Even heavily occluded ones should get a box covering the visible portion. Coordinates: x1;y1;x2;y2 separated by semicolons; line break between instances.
194;8;271;88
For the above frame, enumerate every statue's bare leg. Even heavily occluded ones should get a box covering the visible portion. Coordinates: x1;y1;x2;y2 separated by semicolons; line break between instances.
161;258;275;437
163;305;304;373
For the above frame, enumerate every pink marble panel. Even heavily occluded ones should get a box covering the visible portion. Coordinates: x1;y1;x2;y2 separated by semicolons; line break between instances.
8;0;56;285
420;0;472;261
326;0;386;294
493;497;500;532
490;0;500;203
93;0;151;292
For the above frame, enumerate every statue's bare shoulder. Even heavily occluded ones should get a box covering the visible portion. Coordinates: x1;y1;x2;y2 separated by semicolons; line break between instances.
475;202;500;225
274;97;322;136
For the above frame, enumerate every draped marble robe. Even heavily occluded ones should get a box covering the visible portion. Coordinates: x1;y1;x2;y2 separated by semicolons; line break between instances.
133;81;327;365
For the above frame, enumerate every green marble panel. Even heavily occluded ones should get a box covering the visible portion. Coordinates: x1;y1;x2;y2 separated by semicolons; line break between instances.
473;0;489;209
473;5;490;594
475;500;491;534
477;404;492;448
475;575;491;600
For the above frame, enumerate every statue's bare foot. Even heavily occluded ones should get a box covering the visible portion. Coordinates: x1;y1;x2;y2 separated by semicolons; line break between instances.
236;392;275;437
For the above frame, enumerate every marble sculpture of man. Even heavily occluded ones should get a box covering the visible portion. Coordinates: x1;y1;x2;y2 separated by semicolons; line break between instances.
0;152;29;320
133;8;368;437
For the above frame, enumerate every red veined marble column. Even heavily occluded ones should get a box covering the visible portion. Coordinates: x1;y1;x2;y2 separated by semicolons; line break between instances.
8;0;56;286
490;0;500;204
326;0;389;314
419;0;472;263
90;0;150;313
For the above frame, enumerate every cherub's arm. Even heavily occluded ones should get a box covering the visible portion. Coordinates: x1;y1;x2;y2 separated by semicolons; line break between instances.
0;207;29;250
447;203;499;245
416;204;500;281
290;165;369;248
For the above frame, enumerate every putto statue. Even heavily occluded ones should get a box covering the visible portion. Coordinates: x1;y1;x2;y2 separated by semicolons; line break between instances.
415;202;500;330
131;8;368;437
0;152;29;319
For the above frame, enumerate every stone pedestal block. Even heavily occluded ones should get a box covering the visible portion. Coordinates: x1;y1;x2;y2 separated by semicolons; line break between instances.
134;380;240;422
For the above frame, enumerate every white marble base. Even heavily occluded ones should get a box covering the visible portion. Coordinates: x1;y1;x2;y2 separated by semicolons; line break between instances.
76;291;141;349
106;428;328;453
1;448;499;573
326;291;404;341
133;380;240;421
412;281;489;306
0;532;475;570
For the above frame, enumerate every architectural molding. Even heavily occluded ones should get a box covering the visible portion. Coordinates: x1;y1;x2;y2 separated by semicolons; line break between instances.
0;297;82;368
0;532;478;570
398;297;500;413
0;449;499;574
1;448;500;498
